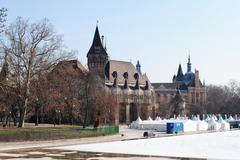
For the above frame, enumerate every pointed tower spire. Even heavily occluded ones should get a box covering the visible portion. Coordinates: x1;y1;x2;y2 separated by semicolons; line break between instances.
87;24;109;80
176;64;184;81
136;60;142;74
187;55;192;72
87;25;108;57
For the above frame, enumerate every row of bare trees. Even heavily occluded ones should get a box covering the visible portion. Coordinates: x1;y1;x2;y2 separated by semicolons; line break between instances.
186;81;240;115
0;17;117;128
205;81;240;114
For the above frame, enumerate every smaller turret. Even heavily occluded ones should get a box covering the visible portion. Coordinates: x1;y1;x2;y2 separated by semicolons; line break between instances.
136;60;142;74
195;69;200;88
123;72;128;89
134;73;139;89
187;55;192;72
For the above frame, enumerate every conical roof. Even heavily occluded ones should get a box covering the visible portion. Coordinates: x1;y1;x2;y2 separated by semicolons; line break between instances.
228;116;234;121
87;26;108;57
135;116;142;123
147;116;153;121
176;64;184;81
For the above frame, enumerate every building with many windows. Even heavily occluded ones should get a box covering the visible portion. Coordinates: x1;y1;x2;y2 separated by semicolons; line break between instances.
86;26;206;122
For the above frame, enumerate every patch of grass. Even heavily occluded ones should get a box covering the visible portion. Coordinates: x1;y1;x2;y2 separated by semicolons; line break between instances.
0;125;119;142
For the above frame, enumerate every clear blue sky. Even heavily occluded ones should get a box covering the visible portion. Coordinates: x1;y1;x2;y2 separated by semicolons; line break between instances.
2;0;240;85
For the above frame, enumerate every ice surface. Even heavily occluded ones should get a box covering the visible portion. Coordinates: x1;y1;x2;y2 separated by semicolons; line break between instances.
56;130;240;160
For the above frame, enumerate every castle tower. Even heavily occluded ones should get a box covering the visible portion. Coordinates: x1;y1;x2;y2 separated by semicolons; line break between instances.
187;55;192;72
87;26;108;79
136;60;142;74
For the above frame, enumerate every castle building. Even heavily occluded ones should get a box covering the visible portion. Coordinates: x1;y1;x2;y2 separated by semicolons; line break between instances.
86;26;206;122
0;25;207;124
87;26;155;124
152;56;207;116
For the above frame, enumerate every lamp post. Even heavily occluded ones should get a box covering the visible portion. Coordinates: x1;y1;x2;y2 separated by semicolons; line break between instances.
56;109;61;125
54;109;61;126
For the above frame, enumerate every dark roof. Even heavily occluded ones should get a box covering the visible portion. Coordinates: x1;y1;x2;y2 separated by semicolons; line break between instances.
105;60;149;85
176;64;184;81
183;72;195;85
87;26;108;57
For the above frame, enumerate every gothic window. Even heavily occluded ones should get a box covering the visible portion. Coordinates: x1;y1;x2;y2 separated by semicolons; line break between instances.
196;93;199;103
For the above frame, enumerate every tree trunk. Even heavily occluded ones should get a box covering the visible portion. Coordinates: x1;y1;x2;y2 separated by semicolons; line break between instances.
18;106;27;128
18;80;30;128
83;83;89;128
18;56;33;128
12;113;17;126
35;107;39;126
83;107;88;128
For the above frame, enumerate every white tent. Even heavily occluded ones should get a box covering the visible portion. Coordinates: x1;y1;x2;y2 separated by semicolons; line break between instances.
218;116;230;131
208;117;221;131
130;117;142;129
155;116;162;121
141;117;154;130
197;120;208;131
205;115;210;123
183;120;198;132
195;116;208;131
228;116;235;122
147;116;153;121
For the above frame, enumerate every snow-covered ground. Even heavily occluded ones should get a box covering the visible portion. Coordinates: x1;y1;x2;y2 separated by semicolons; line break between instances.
55;130;240;160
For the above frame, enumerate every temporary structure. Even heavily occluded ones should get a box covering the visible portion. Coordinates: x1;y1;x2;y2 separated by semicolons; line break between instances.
218;116;230;131
183;120;197;132
208;117;221;131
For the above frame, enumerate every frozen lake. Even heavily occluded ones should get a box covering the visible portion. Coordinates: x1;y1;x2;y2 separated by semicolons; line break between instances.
55;130;240;160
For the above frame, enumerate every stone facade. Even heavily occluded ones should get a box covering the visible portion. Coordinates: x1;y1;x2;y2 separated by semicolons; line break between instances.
86;26;206;123
87;26;155;124
0;26;207;124
152;57;207;117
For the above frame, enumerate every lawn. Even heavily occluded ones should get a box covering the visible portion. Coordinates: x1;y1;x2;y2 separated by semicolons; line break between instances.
0;124;119;142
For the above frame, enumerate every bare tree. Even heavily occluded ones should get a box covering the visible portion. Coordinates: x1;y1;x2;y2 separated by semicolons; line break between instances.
0;8;7;34
0;17;73;127
205;81;240;115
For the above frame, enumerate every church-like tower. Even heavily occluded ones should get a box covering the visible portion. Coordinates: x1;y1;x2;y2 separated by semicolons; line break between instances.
187;55;192;72
87;26;108;79
136;60;142;74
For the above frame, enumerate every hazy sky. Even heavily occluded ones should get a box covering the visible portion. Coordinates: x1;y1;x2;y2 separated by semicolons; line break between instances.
2;0;240;85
